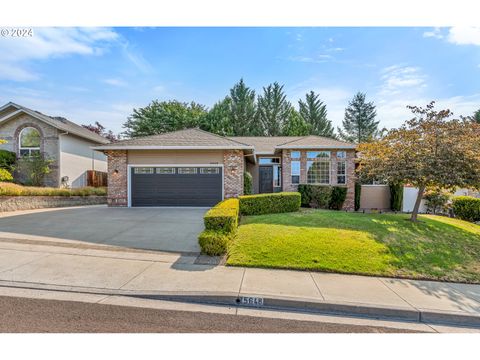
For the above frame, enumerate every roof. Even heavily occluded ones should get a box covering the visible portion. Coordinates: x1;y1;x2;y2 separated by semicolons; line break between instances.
0;102;110;144
93;128;254;150
230;135;356;153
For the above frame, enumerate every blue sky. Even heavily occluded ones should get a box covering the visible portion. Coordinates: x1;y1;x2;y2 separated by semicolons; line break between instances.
0;27;479;134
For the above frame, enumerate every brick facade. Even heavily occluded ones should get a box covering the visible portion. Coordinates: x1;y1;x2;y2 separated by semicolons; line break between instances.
223;149;244;198
280;149;356;211
105;150;128;207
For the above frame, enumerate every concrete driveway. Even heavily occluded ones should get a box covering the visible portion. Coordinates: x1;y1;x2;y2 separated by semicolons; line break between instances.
0;206;206;253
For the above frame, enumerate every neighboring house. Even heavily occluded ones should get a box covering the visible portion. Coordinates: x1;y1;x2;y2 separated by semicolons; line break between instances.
0;102;110;187
94;128;357;209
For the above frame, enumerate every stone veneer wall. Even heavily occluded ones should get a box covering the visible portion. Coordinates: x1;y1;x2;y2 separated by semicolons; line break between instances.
223;150;244;198
105;150;128;207
0;196;106;212
281;149;356;210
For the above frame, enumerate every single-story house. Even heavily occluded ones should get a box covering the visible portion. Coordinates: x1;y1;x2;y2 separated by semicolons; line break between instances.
0;102;109;187
94;128;357;209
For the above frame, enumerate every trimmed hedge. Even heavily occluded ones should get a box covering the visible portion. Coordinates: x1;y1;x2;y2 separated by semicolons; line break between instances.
452;196;480;222
329;186;347;210
203;198;239;233
0;169;13;182
0;182;107;196
239;192;301;216
244;171;253;195
198;230;233;256
0;150;16;171
298;184;347;210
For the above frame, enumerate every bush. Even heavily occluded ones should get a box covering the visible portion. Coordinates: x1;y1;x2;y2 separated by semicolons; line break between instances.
354;182;361;211
15;154;53;186
0;169;13;182
0;150;16;171
389;183;404;211
424;188;451;215
298;184;332;208
0;182;107;196
244;171;253;195
239;192;301;215
452;196;480;222
329;186;347;210
203;198;239;233
198;230;233;256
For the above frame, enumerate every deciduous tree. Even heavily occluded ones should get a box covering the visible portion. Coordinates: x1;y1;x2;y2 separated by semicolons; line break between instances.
82;122;120;142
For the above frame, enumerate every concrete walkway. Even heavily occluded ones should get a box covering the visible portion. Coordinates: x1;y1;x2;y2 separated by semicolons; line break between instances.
0;236;479;327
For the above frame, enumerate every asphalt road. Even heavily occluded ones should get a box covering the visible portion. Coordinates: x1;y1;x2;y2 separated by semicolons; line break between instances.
0;296;420;333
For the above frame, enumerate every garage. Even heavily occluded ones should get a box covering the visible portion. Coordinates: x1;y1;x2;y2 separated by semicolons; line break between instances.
130;166;223;207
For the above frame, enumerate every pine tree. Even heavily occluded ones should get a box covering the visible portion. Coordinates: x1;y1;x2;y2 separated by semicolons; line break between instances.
338;92;379;143
257;82;292;136
283;109;311;136
229;79;258;136
474;108;480;124
298;91;335;138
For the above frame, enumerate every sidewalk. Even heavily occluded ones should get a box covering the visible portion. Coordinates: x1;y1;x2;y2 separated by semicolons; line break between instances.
0;235;480;327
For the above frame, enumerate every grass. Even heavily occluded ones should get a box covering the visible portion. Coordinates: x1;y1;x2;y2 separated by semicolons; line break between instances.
227;209;480;283
0;182;107;196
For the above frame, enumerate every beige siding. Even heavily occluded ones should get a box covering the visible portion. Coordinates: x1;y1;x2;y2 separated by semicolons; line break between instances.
360;185;390;210
127;149;224;165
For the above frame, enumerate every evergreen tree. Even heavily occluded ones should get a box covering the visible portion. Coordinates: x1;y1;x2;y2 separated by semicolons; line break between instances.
283;109;311;136
474;108;480;124
229;79;258;135
298;91;335;138
338;92;379;143
200;97;234;136
257;82;292;136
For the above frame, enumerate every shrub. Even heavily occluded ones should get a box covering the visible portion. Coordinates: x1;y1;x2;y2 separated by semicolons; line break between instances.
452;196;480;222
0;182;107;196
329;186;347;210
354;182;361;211
203;198;239;233
239;192;301;215
244;171;253;195
0;168;13;182
298;184;331;209
15;154;53;186
389;183;404;211
0;150;16;171
424;188;451;214
198;230;233;256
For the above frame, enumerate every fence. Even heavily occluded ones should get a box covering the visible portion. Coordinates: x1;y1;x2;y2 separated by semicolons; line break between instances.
86;170;108;187
359;185;390;210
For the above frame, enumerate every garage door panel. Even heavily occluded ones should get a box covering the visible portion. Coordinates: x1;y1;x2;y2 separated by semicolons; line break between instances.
131;167;223;207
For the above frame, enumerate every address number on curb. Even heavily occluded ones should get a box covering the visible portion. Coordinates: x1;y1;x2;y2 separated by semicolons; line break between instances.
239;296;264;307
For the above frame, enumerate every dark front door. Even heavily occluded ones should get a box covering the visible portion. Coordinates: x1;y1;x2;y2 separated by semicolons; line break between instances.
131;166;223;207
259;166;274;193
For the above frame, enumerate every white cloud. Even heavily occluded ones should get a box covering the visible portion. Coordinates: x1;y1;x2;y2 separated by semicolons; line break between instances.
102;78;127;87
153;85;166;93
379;65;427;97
447;26;480;46
288;54;333;63
423;27;444;39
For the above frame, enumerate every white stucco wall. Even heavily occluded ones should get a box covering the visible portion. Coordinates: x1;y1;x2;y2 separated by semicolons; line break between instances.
59;134;107;188
402;187;427;213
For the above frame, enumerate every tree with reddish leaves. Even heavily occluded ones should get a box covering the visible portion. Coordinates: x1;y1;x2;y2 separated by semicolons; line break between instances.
82;122;119;142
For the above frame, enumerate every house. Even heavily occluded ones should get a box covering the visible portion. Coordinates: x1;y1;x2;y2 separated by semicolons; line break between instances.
0;102;110;187
94;128;357;209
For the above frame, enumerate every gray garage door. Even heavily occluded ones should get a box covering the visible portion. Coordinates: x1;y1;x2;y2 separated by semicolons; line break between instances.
131;166;223;207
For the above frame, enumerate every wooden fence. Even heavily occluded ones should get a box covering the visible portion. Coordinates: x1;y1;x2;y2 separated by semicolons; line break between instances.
86;170;108;187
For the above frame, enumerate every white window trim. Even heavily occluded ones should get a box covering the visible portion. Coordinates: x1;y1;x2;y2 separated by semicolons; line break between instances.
337;160;347;185
306;151;331;160
127;164;224;208
306;159;331;185
291;160;300;184
19;127;41;156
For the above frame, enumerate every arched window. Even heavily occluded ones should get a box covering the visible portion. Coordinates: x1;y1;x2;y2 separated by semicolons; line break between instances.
19;127;41;157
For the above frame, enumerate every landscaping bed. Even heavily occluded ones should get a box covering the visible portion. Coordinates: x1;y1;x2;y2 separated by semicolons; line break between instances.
227;209;480;283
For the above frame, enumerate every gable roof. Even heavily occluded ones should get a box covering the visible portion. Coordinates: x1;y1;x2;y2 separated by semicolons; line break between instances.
93;128;254;150
0;102;110;144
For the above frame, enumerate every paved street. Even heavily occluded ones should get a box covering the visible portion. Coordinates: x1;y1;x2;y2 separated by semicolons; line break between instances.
0;295;419;333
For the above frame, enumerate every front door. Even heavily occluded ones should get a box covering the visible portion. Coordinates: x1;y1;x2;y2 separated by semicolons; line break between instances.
259;166;274;193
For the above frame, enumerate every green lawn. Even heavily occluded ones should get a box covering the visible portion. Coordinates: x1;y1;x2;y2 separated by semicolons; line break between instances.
227;209;480;283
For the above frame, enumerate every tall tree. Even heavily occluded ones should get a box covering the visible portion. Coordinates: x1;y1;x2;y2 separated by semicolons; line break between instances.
82;122;120;142
229;79;258;136
357;101;480;222
474;108;480;123
200;97;234;136
283;109;311;136
257;82;292;136
298;91;335;138
123;100;206;138
338;92;379;143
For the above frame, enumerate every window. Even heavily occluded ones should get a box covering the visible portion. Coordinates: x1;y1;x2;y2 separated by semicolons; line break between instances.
156;167;175;174
290;151;301;159
178;167;197;174
200;167;220;174
337;151;346;159
337;161;346;184
273;165;281;187
259;157;280;165
307;160;330;184
307;151;330;159
291;160;300;184
134;167;154;174
19;127;41;156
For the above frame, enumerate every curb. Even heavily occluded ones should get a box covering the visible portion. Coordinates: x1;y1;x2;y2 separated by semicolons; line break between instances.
1;280;479;327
